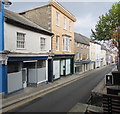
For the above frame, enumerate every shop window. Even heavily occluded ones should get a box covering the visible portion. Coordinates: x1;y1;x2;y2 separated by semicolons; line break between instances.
37;60;46;68
8;62;22;73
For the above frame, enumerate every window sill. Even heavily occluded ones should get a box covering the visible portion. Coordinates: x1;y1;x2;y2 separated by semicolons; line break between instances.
56;24;60;27
63;50;70;53
16;48;26;50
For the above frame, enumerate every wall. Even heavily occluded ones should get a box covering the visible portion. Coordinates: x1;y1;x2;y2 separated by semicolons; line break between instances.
74;41;89;62
20;5;51;31
90;42;96;61
0;3;4;51
8;71;23;93
4;23;51;54
51;6;75;54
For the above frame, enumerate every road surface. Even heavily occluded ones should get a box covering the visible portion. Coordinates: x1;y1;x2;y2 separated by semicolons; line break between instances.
9;65;115;113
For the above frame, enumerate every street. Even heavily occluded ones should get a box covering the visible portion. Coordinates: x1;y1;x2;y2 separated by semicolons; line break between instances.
9;65;115;113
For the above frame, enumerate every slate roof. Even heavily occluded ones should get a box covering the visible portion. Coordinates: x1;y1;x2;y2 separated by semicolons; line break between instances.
74;32;90;45
4;9;53;36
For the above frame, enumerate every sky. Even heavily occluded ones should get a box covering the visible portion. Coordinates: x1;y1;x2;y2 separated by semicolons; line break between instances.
5;0;119;38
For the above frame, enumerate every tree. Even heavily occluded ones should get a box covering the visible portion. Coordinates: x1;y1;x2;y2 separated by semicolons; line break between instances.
91;2;120;71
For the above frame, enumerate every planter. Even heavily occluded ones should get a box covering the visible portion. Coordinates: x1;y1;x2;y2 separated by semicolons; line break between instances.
112;71;120;85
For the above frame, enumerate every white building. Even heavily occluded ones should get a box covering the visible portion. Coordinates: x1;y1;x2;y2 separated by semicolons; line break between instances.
3;9;53;94
89;41;96;70
101;45;107;66
95;42;102;68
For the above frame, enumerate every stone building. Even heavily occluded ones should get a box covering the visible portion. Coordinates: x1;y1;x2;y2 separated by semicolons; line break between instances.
20;0;76;81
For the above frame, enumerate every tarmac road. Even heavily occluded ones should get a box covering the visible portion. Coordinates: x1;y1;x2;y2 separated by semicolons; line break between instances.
9;65;115;113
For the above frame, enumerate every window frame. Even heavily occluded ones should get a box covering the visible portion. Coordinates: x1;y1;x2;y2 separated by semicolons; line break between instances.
16;32;26;49
64;17;67;30
56;36;60;51
69;21;72;32
40;37;46;51
63;36;71;52
56;12;60;26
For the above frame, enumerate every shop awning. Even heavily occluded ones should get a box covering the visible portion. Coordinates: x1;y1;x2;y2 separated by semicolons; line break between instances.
8;56;48;62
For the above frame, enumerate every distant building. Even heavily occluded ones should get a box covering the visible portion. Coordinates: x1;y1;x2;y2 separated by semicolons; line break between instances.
94;42;102;68
74;32;90;73
89;41;96;70
101;45;107;66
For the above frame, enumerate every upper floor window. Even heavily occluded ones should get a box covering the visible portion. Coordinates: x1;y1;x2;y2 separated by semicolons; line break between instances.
40;37;46;51
76;52;79;61
63;36;70;52
64;17;67;30
56;36;59;51
56;12;60;26
69;21;72;32
17;32;25;49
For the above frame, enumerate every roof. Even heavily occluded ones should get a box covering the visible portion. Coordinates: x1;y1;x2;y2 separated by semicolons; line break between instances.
4;9;53;36
74;32;90;45
19;0;76;22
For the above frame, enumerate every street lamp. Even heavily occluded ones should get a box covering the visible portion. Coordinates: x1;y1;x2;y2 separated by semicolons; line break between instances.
1;0;12;7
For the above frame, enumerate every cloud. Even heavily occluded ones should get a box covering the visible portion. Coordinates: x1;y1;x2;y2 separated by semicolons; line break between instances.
75;14;96;37
11;0;119;2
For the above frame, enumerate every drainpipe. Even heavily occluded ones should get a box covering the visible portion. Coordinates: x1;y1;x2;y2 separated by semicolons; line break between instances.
0;2;6;95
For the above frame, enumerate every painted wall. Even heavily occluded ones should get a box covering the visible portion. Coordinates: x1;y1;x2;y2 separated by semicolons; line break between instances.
4;23;51;54
101;49;106;66
0;3;5;93
75;41;89;62
90;42;96;61
95;43;101;67
51;6;75;54
0;3;4;51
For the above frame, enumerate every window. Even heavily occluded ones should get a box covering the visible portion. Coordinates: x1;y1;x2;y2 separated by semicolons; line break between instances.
64;17;67;29
63;36;70;52
56;12;60;26
76;52;79;61
40;37;46;51
56;36;59;51
69;21;72;32
17;32;25;49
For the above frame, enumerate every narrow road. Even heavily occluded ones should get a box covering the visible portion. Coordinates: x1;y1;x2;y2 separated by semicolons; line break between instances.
9;65;115;113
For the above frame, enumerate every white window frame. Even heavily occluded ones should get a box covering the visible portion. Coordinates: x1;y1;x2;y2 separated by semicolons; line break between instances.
69;21;72;32
16;32;25;49
56;12;60;26
40;37;46;51
63;36;70;52
56;36;59;51
64;17;67;30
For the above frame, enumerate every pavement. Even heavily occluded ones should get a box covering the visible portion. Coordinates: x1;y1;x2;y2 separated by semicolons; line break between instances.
69;65;117;113
1;64;116;113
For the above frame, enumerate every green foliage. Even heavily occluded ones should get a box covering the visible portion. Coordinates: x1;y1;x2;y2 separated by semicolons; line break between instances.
91;2;120;45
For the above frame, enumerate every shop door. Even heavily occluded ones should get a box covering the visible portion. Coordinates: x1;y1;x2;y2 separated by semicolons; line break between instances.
66;59;71;75
53;60;60;79
61;60;65;76
22;68;27;88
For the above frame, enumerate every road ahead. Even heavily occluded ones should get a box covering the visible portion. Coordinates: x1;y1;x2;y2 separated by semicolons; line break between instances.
9;65;115;113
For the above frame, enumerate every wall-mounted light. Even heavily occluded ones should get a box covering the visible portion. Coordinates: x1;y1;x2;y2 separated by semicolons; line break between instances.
2;0;12;7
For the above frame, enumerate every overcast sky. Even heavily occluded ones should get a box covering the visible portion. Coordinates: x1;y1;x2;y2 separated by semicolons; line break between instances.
6;0;119;38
